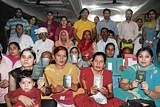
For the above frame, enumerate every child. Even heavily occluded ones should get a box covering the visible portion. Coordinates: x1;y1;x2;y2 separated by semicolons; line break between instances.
5;70;41;107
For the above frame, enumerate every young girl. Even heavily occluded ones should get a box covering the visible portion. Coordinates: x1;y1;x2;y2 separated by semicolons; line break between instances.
5;70;41;107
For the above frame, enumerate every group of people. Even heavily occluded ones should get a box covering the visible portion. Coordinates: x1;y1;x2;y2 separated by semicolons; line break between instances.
0;6;160;107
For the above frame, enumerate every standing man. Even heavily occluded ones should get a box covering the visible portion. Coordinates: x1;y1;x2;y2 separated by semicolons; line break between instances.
96;8;118;41
5;8;30;43
42;11;59;42
117;9;139;51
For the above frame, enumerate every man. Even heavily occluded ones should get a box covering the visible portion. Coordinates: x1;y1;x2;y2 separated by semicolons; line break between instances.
5;8;30;42
9;24;34;51
42;11;59;41
96;8;118;41
97;27;119;57
117;9;139;50
33;27;54;62
0;51;13;106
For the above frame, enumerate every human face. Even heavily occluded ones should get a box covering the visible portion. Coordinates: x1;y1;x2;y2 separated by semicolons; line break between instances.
137;50;153;67
38;33;47;41
60;31;68;41
148;11;156;20
101;29;108;41
92;55;105;72
94;17;99;24
54;50;67;66
47;13;53;20
29;17;36;25
20;51;35;68
105;45;115;58
16;9;22;18
16;25;24;36
103;10;110;19
122;48;131;58
136;19;143;28
8;44;20;56
125;10;132;21
84;31;91;40
19;77;35;92
71;48;79;56
61;17;67;26
81;10;89;19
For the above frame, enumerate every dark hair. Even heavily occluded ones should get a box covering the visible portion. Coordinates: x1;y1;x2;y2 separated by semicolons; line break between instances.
126;9;133;14
70;47;80;55
53;46;68;59
30;16;37;25
20;48;36;59
136;47;153;58
92;52;106;63
16;23;23;28
136;17;143;23
15;8;23;13
0;51;2;60
101;27;108;34
108;30;115;36
8;42;21;50
80;8;89;15
103;8;111;14
61;16;68;22
47;11;53;15
148;9;157;19
105;43;115;51
94;16;100;20
17;70;33;83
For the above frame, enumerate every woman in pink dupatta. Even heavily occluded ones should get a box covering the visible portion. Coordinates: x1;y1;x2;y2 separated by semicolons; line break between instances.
74;52;123;107
55;30;73;49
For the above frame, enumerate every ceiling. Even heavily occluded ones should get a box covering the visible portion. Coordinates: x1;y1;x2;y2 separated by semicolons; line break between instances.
1;0;160;22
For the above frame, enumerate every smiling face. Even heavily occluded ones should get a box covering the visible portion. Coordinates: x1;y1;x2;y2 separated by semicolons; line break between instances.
92;55;105;72
20;50;35;68
137;50;153;67
19;77;35;92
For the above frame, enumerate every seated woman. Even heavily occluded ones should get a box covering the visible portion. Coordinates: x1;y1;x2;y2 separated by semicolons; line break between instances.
74;52;123;107
120;47;160;107
44;46;81;106
55;30;73;49
6;42;21;65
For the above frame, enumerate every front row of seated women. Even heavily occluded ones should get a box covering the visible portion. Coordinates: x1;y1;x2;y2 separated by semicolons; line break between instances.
4;46;160;107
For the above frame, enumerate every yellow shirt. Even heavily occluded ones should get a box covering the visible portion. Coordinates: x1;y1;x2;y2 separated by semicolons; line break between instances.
73;19;95;40
44;63;79;87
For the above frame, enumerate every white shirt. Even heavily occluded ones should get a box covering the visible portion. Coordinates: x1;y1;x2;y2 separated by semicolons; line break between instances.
117;21;139;40
97;38;119;57
0;55;13;103
33;39;54;62
9;34;34;50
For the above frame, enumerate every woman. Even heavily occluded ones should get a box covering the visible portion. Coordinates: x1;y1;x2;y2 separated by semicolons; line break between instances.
44;46;80;106
120;47;160;107
29;16;39;43
78;30;97;60
73;8;95;42
143;9;159;62
74;52;123;107
55;30;73;49
105;43;115;58
7;42;21;65
55;16;74;41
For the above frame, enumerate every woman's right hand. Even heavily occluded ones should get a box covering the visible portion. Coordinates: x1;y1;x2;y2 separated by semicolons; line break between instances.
131;79;139;89
18;95;35;107
90;86;98;95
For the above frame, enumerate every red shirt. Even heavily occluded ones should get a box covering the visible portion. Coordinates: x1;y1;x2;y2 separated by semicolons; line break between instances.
7;87;41;107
